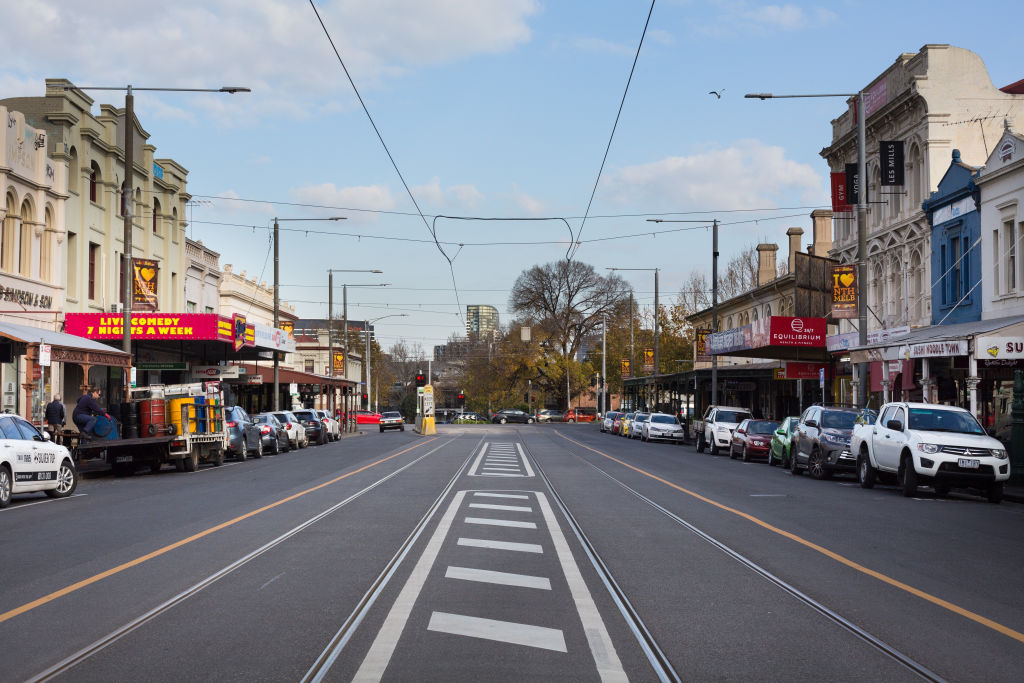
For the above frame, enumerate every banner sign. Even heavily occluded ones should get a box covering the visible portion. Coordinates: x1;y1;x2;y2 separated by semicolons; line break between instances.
252;323;296;353
695;328;711;362
975;337;1024;360
909;340;968;358
621;358;631;378
279;320;294;337
845;163;862;205
830;172;851;212
880;141;905;186
707;325;752;355
642;347;654;371
830;263;858;319
332;351;345;374
67;313;254;347
191;365;241;379
750;316;826;348
132;258;159;311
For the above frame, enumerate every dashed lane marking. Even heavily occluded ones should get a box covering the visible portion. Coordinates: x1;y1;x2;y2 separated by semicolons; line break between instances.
457;538;544;553
427;612;567;652
464;517;537;529
468;503;534;512
444;566;552;590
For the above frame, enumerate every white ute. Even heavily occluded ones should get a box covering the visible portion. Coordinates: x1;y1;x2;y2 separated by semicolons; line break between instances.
850;402;1010;503
696;406;752;455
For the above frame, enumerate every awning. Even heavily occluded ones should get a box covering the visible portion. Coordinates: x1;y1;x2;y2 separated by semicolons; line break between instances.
0;320;131;368
707;316;829;362
849;315;1024;364
238;363;353;387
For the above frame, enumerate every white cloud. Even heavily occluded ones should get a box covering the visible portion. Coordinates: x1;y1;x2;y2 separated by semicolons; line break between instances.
599;139;826;209
698;2;836;36
0;0;540;124
411;177;485;210
507;184;545;216
290;182;397;223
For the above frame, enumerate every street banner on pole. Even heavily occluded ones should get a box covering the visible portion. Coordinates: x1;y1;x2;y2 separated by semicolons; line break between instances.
880;141;905;186
132;258;159;311
830;263;859;319
695;328;711;362
845;163;862;205
830;172;852;212
332;351;345;374
621;358;631;378
643;347;654;372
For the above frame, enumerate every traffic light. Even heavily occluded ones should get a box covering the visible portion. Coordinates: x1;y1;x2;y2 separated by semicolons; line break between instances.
415;373;426;387
362;393;368;402
457;392;465;402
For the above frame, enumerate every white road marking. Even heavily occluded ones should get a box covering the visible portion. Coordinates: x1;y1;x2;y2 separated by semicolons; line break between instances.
482;466;521;472
0;493;87;512
465;517;537;529
467;443;489;476
534;492;627;682
516;443;535;477
468;503;533;512
259;572;285;590
750;494;786;497
457;538;543;553
427;612;566;652
445;566;551;590
474;472;524;478
473;492;529;499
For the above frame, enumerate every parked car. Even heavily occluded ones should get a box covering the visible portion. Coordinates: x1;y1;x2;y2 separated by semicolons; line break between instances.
564;407;597;423
611;412;626;435
536;409;564;423
769;416;799;468
602;411;622;433
641;413;685;443
0;414;78;507
293;409;328;445
491;409;534;424
791;405;869;479
696;406;752;455
379;411;405;432
630;412;650;439
253;413;290;454
729;419;780;461
852;402;1009;502
273;411;308;449
356;410;382;425
226;406;263;459
315;410;341;441
619;413;636;437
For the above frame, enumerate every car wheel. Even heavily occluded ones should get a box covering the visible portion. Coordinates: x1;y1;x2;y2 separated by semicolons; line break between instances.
380;426;385;433
768;448;777;466
528;418;534;424
790;449;802;475
271;436;280;454
46;459;79;498
988;482;1004;504
742;445;751;463
808;449;829;480
696;434;705;453
283;436;291;453
500;418;507;424
858;451;876;489
710;440;719;456
898;454;917;497
253;437;264;459
0;467;11;508
728;444;736;459
211;449;224;467
567;419;575;423
237;439;247;462
183;449;200;472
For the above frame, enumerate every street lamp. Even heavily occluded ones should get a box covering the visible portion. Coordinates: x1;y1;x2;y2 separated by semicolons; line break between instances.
66;84;250;358
271;216;346;410
365;314;408;413
327;273;386;431
745;90;868;405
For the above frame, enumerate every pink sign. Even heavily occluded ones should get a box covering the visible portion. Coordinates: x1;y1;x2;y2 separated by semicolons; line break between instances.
65;313;222;340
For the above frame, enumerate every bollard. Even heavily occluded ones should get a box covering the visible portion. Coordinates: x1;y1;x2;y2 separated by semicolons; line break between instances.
1011;370;1024;485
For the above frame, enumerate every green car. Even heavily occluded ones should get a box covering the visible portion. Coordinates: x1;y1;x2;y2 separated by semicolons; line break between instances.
769;416;799;467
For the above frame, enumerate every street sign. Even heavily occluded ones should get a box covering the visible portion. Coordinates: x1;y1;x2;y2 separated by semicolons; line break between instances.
643;348;654;372
819;367;825;389
136;361;188;371
39;344;51;367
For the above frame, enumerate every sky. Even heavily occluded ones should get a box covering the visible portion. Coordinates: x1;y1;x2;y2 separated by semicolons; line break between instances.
4;0;1022;352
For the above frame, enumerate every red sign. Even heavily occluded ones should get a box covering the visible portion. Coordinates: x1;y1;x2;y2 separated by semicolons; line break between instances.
784;362;831;380
831;172;851;212
769;316;826;347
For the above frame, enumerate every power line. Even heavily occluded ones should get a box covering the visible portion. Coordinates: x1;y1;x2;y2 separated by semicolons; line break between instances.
569;0;657;261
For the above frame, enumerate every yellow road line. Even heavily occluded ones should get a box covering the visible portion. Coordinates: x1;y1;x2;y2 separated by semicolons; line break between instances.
556;431;1024;645
0;438;438;625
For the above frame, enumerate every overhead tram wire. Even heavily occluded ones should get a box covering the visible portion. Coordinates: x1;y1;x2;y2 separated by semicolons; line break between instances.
568;0;657;262
308;0;465;324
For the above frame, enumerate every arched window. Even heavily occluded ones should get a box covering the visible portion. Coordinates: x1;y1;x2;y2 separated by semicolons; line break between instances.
2;192;17;272
910;250;923;321
153;198;161;233
872;260;885;323
763;304;772;318
135;187;142;224
751;308;759;322
68;146;79;194
891;256;904;321
117;181;127;217
89;162;100;203
19;198;33;277
41;207;53;283
909;143;923;208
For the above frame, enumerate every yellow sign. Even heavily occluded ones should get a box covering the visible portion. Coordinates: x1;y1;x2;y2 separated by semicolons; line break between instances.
643;347;654;371
132;258;159;311
332;351;345;373
417;384;437;435
621;358;631;378
830;263;858;319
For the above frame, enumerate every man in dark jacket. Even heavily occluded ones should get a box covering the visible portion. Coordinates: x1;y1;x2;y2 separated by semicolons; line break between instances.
73;388;107;437
45;394;65;443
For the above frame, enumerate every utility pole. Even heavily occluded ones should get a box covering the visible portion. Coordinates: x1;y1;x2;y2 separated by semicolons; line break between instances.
855;91;868;406
654;268;660;376
601;313;607;415
328;270;334;381
121;86;134;356
273;218;280;410
712;219;719;407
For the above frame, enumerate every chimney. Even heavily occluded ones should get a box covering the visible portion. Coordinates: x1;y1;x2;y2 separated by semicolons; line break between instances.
811;209;834;258
756;243;779;286
786;227;804;273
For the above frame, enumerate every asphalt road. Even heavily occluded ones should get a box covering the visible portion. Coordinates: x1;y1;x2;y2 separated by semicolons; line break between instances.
2;424;1023;681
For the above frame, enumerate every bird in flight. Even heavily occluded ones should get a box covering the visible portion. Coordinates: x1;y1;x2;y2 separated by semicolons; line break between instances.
709;89;725;98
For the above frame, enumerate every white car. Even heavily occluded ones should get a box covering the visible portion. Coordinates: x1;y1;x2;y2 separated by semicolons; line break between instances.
272;411;308;449
0;414;78;507
696;406;752;455
642;413;686;443
315;410;341;441
851;402;1010;503
379;411;405;432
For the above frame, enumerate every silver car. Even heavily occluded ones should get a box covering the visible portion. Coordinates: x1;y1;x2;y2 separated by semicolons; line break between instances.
642;413;686;443
379;411;405;432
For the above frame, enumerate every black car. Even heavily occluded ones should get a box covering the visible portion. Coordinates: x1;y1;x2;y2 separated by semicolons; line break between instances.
791;405;876;479
253;413;290;454
293;409;327;445
225;406;263;460
491;409;534;424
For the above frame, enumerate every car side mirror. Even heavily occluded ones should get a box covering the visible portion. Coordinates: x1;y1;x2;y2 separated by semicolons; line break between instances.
38;431;51;441
886;419;903;431
775;429;784;436
804;419;817;429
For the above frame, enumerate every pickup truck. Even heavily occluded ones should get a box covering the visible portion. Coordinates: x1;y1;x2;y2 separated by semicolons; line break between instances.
850;402;1010;503
695;406;752;455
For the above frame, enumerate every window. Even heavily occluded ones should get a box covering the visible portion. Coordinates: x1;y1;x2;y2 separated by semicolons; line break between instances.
204;306;214;314
15;418;41;440
67;232;78;297
68;147;79;194
304;359;315;373
0;417;21;440
19;199;32;277
939;244;947;304
88;243;99;300
993;228;1001;297
89;163;99;203
118;181;127;217
950;237;962;303
186;301;197;312
153;198;161;233
41;207;53;283
1006;220;1017;293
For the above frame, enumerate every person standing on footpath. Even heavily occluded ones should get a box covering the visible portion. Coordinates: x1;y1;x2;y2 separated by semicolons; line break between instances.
45;394;65;444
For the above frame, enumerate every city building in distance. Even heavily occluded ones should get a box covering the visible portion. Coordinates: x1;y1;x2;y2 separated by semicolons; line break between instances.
465;305;499;339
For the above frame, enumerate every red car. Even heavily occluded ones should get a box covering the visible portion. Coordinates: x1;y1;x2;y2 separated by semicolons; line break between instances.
611;413;624;434
564;408;597;423
729;419;780;462
355;410;381;425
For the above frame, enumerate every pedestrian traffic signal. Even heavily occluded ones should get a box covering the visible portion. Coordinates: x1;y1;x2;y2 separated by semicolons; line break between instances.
415;373;426;387
457;392;465;401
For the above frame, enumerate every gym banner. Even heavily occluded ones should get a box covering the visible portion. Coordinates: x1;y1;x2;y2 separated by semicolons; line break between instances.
132;258;159;311
880;140;904;186
830;172;851;213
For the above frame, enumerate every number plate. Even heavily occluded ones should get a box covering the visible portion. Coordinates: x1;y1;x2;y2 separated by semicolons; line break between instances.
957;458;980;469
116;455;133;463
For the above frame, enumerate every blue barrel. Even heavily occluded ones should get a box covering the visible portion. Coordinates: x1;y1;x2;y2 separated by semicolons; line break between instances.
92;415;119;440
194;395;208;433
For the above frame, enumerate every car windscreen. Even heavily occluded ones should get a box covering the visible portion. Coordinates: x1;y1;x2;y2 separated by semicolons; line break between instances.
253;415;271;424
747;421;779;434
651;415;677;424
908;408;985;434
273;413;291;423
717;411;751;423
821;411;858;430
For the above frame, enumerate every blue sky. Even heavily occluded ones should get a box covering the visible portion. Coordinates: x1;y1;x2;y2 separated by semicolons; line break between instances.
5;1;1021;350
